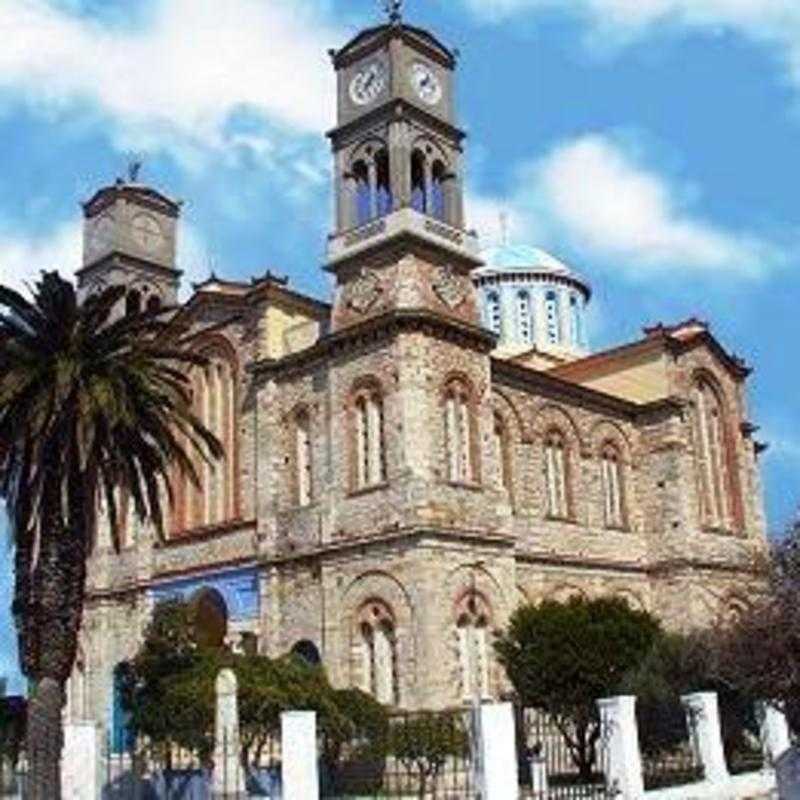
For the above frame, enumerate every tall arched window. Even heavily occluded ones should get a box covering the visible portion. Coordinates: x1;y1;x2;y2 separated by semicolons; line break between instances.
545;290;560;345
125;289;142;317
444;380;474;483
518;290;533;344
694;378;733;528
172;341;238;534
493;412;511;495
431;160;447;221
601;442;625;528
569;294;582;346
486;291;502;336
295;410;312;507
146;294;162;314
354;387;386;490
359;601;398;705
411;150;426;213
353;159;371;226
544;429;569;518
375;149;393;217
456;592;491;702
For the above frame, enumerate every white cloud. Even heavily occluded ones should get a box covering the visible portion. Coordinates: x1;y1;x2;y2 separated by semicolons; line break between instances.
461;0;800;86
0;221;82;291
466;133;784;278
0;0;342;161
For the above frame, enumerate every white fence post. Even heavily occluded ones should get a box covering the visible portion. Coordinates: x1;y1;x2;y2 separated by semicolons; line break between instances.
760;701;792;766
681;692;729;786
596;695;644;800
478;703;518;799
213;668;246;799
281;711;319;799
62;722;101;800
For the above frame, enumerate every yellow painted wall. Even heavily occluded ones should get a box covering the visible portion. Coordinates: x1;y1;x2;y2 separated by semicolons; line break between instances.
261;304;321;359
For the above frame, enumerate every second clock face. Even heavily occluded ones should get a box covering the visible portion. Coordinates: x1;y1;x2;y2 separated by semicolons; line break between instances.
349;61;387;106
131;213;164;252
410;62;442;106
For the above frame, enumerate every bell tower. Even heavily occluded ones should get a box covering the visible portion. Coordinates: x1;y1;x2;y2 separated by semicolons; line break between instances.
76;168;182;311
326;5;482;331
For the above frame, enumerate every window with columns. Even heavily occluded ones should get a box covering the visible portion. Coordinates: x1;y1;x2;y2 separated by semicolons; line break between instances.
351;147;392;227
456;592;491;702
518;290;533;344
410;148;449;222
694;378;734;529
359;601;398;706
171;341;238;534
444;379;474;484
354;386;386;490
545;290;560;345
295;410;313;507
600;442;625;528
544;429;569;518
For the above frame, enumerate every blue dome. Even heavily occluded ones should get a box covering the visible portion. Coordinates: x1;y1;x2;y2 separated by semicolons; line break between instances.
475;244;590;297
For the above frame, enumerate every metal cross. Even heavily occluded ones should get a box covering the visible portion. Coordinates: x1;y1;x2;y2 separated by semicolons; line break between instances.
126;154;144;183
383;0;403;24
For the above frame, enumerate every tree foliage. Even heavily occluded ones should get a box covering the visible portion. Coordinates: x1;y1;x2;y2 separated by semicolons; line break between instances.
495;596;662;778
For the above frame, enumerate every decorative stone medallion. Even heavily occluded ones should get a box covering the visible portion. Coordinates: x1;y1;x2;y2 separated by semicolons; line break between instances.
346;268;382;314
433;265;466;309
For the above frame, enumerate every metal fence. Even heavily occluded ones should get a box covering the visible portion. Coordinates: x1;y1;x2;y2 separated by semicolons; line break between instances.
320;708;477;799
515;707;615;799
102;731;281;799
637;701;704;791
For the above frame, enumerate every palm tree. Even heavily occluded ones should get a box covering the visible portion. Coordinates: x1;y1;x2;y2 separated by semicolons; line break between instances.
0;272;224;798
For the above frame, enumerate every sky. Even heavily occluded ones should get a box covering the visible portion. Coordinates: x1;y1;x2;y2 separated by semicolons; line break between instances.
1;0;799;693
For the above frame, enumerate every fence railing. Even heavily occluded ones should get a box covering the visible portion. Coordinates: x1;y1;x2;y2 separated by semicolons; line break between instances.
515;706;613;799
319;708;476;799
637;701;704;791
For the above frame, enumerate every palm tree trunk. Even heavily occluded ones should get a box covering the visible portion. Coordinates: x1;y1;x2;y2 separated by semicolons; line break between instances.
26;678;64;800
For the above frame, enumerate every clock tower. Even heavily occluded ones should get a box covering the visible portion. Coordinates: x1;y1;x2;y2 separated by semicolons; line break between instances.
77;175;182;311
326;9;483;331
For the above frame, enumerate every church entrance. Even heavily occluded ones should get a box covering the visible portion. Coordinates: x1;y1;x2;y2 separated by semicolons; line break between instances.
190;587;228;650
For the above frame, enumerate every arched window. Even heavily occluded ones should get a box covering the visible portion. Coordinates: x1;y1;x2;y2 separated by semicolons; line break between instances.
359;602;398;705
518;290;533;344
694;378;733;528
125;289;141;317
431;160;447;221
291;640;322;667
191;588;228;650
486;291;502;336
545;290;560;345
353;159;371;226
172;341;238;534
544;429;569;518
146;294;162;314
601;442;625;528
444;380;474;484
354;387;386;490
411;150;426;213
493;412;511;495
570;294;582;346
295;410;313;507
456;592;491;702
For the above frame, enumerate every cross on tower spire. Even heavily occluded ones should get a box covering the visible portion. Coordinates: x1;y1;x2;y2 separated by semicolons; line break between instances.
383;0;403;25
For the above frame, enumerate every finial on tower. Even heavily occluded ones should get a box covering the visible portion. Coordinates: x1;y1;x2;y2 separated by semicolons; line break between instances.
124;152;144;184
383;0;403;25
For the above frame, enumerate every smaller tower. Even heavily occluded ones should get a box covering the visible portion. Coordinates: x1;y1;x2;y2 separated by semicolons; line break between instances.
473;244;591;364
77;175;182;311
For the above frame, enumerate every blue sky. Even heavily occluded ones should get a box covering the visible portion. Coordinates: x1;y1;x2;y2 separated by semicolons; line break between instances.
1;0;799;692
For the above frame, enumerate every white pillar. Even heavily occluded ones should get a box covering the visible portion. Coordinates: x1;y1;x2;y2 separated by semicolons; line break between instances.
760;702;792;766
596;696;644;800
681;692;729;785
478;703;518;800
213;669;246;799
282;711;319;800
62;722;100;800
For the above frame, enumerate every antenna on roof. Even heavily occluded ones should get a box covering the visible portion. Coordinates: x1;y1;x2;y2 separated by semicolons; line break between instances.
382;0;403;25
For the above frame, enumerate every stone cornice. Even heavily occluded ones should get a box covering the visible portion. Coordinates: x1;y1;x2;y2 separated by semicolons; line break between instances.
249;308;497;379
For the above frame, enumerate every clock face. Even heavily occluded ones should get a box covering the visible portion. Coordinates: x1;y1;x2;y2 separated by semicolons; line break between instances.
131;213;164;252
349;61;387;106
410;62;442;106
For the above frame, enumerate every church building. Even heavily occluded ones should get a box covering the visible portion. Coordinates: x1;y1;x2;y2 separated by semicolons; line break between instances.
67;11;769;738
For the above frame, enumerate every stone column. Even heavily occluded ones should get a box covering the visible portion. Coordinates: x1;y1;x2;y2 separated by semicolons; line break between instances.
281;711;319;799
212;669;246;799
478;703;519;799
681;691;729;785
760;702;792;766
596;696;644;800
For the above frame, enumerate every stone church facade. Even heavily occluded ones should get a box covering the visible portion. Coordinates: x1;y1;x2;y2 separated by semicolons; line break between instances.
66;17;769;736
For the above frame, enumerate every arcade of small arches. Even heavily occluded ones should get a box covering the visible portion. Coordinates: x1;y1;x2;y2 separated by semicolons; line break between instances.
341;138;461;230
